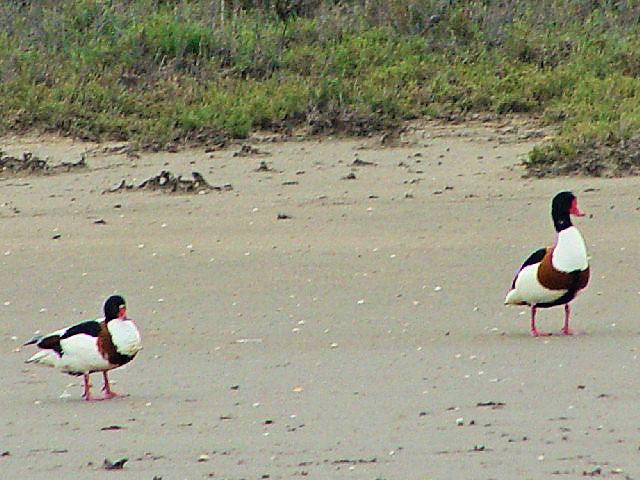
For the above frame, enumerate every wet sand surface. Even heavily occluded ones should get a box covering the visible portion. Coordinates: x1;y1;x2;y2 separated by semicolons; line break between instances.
2;123;640;479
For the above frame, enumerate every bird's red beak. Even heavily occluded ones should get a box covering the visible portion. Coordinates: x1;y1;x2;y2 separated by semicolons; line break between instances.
118;306;127;319
569;198;585;217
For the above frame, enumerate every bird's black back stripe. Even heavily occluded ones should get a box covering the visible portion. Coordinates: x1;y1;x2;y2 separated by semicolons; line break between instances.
60;320;102;339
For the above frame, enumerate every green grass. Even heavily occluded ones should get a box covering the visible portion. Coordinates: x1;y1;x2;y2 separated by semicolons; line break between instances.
3;1;640;175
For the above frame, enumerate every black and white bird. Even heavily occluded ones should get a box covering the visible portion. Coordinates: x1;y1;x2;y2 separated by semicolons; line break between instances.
505;191;590;336
24;295;142;401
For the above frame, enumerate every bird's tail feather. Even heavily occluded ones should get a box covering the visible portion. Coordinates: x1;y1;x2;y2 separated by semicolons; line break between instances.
25;350;59;368
23;336;41;347
504;289;522;305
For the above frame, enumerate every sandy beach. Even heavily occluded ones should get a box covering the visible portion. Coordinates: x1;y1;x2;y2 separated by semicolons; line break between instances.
2;121;640;479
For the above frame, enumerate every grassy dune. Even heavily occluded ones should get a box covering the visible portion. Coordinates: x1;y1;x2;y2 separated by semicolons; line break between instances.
2;1;640;175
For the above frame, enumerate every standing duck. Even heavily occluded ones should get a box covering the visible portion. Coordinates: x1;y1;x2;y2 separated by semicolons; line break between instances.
504;191;590;336
24;295;141;400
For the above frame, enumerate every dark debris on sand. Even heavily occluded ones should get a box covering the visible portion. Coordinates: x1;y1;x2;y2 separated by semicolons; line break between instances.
103;457;127;470
233;144;271;157
351;158;377;167
105;171;233;194
0;151;86;176
255;160;273;172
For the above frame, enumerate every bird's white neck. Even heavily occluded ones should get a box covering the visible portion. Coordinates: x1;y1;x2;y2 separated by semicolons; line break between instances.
552;226;588;272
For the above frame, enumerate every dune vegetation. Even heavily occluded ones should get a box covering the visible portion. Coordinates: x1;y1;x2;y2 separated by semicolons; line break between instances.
2;1;640;175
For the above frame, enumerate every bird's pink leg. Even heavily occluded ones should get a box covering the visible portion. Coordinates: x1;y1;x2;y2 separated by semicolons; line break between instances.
561;304;574;335
101;372;125;399
530;306;550;337
82;374;96;401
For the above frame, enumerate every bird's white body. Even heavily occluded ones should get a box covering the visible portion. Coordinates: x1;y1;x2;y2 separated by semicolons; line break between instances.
27;318;141;375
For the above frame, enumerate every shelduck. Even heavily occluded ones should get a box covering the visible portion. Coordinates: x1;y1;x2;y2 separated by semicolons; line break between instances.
505;191;590;336
24;295;142;400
